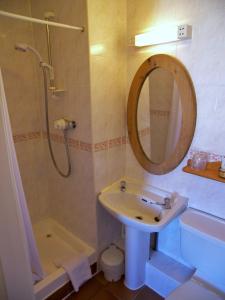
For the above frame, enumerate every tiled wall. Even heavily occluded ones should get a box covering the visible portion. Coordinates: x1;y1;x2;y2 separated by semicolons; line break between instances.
126;0;225;260
87;0;127;252
2;0;127;253
0;0;50;223
8;0;127;251
0;0;97;248
30;0;98;248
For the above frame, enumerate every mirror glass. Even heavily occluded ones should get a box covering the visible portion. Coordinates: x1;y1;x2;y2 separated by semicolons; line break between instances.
137;68;182;164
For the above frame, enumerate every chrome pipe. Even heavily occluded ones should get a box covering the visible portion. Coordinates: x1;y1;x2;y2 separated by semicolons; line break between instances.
45;24;53;66
45;20;55;89
0;10;84;31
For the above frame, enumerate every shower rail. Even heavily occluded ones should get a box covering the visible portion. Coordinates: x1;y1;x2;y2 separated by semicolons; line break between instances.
0;10;84;32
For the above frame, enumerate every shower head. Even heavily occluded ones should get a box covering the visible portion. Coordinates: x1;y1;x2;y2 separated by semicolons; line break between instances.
15;43;43;63
15;43;55;82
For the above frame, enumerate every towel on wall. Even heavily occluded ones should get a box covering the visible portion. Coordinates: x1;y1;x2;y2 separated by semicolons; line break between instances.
54;253;92;292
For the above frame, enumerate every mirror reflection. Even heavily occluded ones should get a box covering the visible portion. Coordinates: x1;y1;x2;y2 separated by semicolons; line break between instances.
137;68;182;164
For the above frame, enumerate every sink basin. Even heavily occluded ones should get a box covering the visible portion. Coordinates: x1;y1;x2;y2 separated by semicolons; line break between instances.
98;178;188;290
99;179;187;233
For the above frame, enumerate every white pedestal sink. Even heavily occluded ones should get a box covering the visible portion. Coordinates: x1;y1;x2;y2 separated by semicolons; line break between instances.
98;178;187;290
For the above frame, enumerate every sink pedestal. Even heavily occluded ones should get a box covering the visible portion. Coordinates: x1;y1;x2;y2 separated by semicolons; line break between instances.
124;226;150;290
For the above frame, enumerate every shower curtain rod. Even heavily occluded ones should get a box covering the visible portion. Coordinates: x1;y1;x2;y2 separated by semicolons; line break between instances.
0;10;84;32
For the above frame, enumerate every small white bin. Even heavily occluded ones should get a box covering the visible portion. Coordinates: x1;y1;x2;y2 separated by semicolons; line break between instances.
100;245;124;282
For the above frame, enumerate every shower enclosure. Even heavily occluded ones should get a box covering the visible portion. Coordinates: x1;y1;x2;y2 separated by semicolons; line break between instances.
0;1;97;299
15;42;75;177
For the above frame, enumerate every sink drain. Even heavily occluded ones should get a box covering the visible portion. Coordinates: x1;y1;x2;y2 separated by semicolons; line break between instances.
135;216;143;220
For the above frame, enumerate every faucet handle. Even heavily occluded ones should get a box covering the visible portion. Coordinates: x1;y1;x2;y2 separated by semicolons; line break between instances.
164;197;171;209
120;180;126;192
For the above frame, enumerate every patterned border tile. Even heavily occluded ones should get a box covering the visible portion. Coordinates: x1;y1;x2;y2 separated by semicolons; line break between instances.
109;137;121;148
80;142;92;152
150;109;170;117
139;127;150;137
94;141;108;152
13;131;223;163
27;131;41;140
13;131;40;143
68;138;80;149
122;135;129;144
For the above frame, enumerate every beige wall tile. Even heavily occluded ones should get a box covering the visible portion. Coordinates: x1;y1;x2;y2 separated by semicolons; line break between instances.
0;0;49;223
88;0;127;251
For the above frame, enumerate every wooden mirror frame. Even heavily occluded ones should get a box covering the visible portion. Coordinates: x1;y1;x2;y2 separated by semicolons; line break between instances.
127;54;196;174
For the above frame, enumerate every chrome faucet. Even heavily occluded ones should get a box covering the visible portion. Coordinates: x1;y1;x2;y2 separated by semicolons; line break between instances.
154;197;172;209
141;196;172;209
120;180;126;192
164;197;172;209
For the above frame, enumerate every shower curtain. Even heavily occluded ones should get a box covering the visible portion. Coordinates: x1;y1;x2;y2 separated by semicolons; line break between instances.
165;81;182;158
0;68;44;281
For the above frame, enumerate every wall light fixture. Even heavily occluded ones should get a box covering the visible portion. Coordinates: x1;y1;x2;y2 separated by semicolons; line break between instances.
135;24;192;47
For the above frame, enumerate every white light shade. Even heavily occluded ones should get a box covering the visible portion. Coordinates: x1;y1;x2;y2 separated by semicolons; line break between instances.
135;24;190;47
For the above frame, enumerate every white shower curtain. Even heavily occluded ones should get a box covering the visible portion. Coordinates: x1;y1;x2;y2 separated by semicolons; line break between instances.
0;68;44;281
165;81;182;158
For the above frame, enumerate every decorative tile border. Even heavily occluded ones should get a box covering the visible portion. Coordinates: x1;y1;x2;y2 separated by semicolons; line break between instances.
109;137;122;148
94;140;108;152
122;135;128;144
150;109;170;118
13;130;125;152
139;127;150;137
80;142;92;152
13;131;41;143
13;131;223;162
68;138;80;150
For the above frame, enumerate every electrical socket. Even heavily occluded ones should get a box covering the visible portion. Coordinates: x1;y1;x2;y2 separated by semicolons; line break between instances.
177;24;192;40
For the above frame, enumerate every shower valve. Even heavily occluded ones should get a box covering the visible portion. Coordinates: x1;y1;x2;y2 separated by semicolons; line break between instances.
54;118;76;131
69;120;76;129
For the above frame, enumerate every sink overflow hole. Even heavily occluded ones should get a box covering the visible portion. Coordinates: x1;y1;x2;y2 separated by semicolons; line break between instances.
141;198;148;202
135;216;143;220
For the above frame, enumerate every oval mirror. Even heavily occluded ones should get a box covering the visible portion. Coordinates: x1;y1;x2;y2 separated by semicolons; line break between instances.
127;54;196;174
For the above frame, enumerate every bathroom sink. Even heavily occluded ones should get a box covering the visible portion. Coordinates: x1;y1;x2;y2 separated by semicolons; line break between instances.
98;179;187;233
98;178;188;290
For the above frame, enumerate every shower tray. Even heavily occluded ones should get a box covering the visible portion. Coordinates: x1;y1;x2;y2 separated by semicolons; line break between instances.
33;218;96;300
